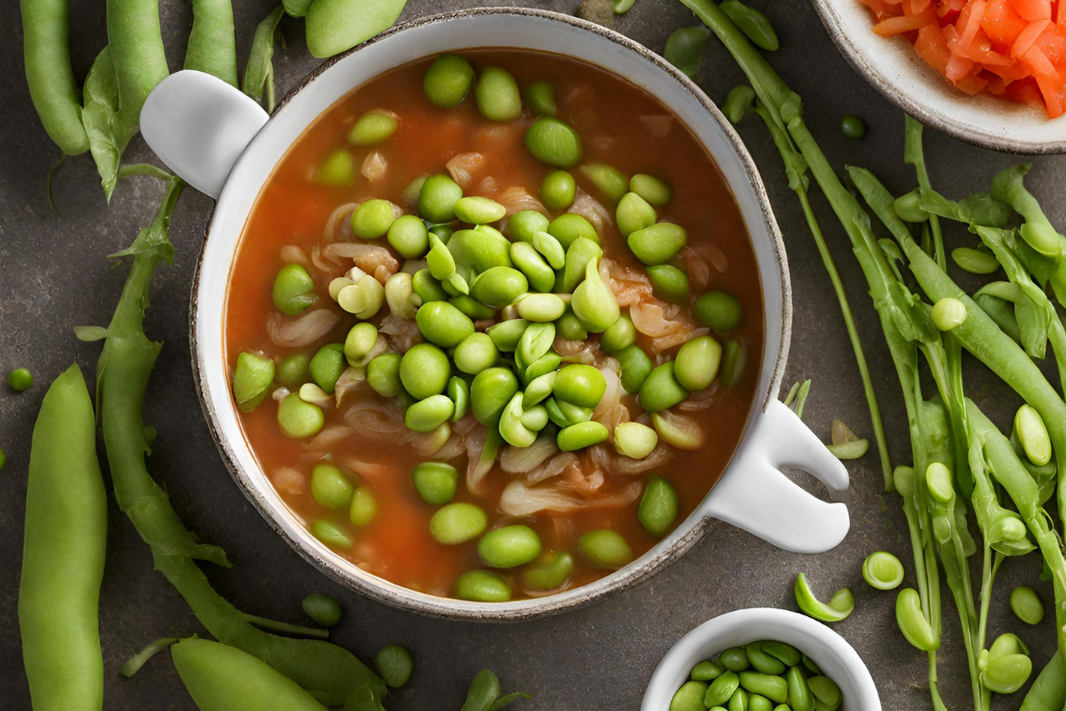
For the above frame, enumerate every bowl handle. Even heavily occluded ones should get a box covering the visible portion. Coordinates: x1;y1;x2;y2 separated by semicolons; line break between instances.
698;400;850;553
139;70;269;199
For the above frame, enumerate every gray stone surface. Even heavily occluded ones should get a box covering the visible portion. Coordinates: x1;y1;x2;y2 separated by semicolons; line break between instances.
1;0;1062;709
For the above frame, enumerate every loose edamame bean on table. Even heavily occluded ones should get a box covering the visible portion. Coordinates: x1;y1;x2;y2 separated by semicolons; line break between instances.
301;592;343;629
1010;585;1045;625
375;644;414;689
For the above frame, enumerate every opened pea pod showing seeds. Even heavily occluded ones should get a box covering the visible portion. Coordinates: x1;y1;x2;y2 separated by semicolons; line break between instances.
147;9;850;619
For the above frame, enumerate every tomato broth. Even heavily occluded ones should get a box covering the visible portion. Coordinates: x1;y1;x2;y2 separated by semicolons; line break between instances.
225;49;764;601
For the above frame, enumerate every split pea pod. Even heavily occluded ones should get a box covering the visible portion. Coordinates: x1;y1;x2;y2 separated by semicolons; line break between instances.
20;365;107;711
185;0;238;86
107;0;169;126
20;0;89;153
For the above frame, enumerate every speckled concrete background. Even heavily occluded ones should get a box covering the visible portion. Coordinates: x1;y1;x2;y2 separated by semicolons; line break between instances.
1;0;1061;709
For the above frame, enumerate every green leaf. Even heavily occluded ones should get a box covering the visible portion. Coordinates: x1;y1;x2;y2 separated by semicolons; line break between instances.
82;47;135;201
663;27;710;79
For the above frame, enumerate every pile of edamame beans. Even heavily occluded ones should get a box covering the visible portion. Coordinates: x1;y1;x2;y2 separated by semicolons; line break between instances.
232;52;748;601
670;641;842;711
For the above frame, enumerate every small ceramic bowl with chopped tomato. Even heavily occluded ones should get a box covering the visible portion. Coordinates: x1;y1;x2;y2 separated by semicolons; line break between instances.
812;0;1066;152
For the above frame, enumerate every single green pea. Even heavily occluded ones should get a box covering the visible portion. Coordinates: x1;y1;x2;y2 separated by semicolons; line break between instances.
399;343;451;400
533;231;567;269
471;267;529;309
375;644;413;689
487;319;530;352
664;26;709;79
423;54;475;108
558;421;609;451
275;353;310;388
721;0;779;50
841;114;866;139
989;633;1029;662
475;66;522;122
517;322;557;368
540;170;577;211
478;525;542;568
311;463;354;509
723;85;756;124
413;269;449;303
572;258;620;333
315;148;356;187
8;367;34;392
563;236;604;292
405;394;455;432
506;210;550;243
233;352;275;412
579;163;629;203
1010;585;1045;625
618;344;653;394
419;174;464;223
705;671;741;707
556;311;588;341
301;592;343;628
548;213;599;250
578;528;632;569
630;174;673;206
516;293;567;323
691;661;726;681
272;264;317;316
349;487;377;526
430;502;488;545
412;461;459;505
350;199;397;240
616;192;657;237
628;223;687;265
931;297;966;331
471;367;520;426
674;335;723;391
521;551;573;590
695;291;743;332
348;111;398;145
981;653;1032;694
719;648;750;672
511;242;557;293
614;0;637;12
455;196;507;225
639;362;690;413
277;394;324;439
671;681;709;711
416;301;475;348
311;519;352;549
454;333;500;375
453;570;511;602
522;80;557;116
343;323;378;367
387;214;430;259
599;314;635;354
613;421;658;460
525;117;583;168
638;475;678;537
553;364;607;408
367;353;402;398
447;376;469;421
647;264;691;304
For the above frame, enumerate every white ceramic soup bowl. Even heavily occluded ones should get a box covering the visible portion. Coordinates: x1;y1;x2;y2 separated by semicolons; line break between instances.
141;7;851;621
811;0;1066;153
642;608;881;710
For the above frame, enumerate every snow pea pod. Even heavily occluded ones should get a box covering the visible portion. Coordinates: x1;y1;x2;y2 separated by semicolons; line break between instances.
185;0;238;86
1020;652;1065;711
20;365;107;711
107;0;169;126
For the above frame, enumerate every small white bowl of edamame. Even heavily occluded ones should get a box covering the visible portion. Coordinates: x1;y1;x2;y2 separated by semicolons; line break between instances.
642;608;881;711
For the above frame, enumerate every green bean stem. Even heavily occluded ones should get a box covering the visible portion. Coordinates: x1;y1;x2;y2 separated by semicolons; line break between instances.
106;0;169;126
185;0;238;86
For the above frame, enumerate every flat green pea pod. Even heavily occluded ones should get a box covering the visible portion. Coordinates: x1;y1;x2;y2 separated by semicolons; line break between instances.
571;258;620;333
794;573;854;622
525;117;583;169
982;653;1033;694
719;0;780;51
171;638;329;711
895;587;939;651
521;551;573;591
671;681;709;711
1021;652;1065;711
305;0;407;59
20;365;107;711
663;27;709;79
563;237;604;292
185;0;238;86
21;0;90;154
107;0;170;126
628;223;688;265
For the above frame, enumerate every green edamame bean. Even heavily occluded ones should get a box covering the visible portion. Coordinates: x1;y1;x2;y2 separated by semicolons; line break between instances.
628;223;687;265
517;293;567;322
720;648;751;672
638;475;678;537
563;237;604;292
233;352;274;411
471;367;520;426
430;503;488;545
616;192;657;238
664;26;709;79
579;163;628;203
618;344;653;393
453;570;511;602
475;66;522;121
723;85;756;124
787;666;813;711
499;393;536;447
892;189;928;223
639;362;690;413
553;364;607;408
730;688;749;711
1015;404;1052;466
981;653;1032;694
558;421;609;451
452;225;514;272
311;519;352;548
540;171;577;211
548;213;599;250
517;322;556;367
763;643;801;668
613;422;659;460
455;196;507;225
647;264;691;304
522;551;574;590
533;231;566;270
740;672;788;703
405;394;455;432
795;572;854;623
375;644;413;689
350;199;397;239
423;54;475;108
399;343;451;399
572;258;619;333
277;394;324;438
412;462;459;505
807;677;841;710
674;335;722;391
478;525;542;568
487;319;529;352
578;529;632;569
471;267;528;308
650;411;705;451
507;210;550;243
522;80;557;116
841;114;866;139
522;352;561;385
315;149;356;187
1010;585;1045;625
387;215;429;259
419;174;463;224
720;0;779;51
348;487;377;526
348;111;398;145
695;291;743;332
413;269;448;303
311;463;354;509
450;295;497;320
671;681;709;711
862;551;904;591
556;311;588;341
448;376;469;421
520;405;545;429
275;353;310;388
600;314;635;354
692;661;726;681
511;242;556;293
895;587;938;651
343;323;378;367
429;224;453;241
273;264;317;316
951;247;999;275
630;174;673;206
525;117;583;168
454;333;500;375
301;593;343;628
705;671;741;706
416;301;475;348
748;695;772;711
366;353;402;398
